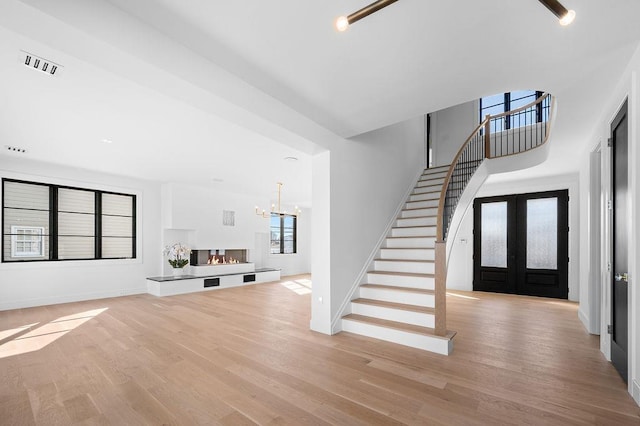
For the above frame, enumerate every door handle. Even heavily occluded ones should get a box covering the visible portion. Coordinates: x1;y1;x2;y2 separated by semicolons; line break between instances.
615;272;628;282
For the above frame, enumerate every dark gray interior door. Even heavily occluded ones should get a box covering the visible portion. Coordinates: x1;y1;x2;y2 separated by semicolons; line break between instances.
611;100;629;383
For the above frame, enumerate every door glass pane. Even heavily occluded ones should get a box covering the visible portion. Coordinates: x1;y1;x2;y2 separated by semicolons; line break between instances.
526;198;557;269
481;202;508;268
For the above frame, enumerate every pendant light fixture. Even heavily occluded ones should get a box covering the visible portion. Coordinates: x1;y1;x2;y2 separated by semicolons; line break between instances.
538;0;576;26
335;0;399;32
255;182;301;218
335;0;575;32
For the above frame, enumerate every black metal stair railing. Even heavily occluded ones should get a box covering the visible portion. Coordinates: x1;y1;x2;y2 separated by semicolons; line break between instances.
436;92;553;242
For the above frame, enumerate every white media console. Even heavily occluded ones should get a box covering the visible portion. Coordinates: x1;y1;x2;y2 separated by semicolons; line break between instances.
146;263;281;297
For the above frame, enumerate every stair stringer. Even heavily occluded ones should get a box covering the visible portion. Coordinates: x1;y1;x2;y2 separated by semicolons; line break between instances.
443;139;552;269
330;166;425;334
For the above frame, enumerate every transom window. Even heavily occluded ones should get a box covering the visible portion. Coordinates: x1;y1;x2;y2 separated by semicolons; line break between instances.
480;90;546;132
2;179;136;262
270;213;297;254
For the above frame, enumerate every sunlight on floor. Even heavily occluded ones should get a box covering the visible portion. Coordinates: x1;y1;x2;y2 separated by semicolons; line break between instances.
0;307;108;359
446;292;479;300
280;279;312;295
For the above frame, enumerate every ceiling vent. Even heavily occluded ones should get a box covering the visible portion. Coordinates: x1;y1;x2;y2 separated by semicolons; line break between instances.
5;145;27;154
19;50;63;76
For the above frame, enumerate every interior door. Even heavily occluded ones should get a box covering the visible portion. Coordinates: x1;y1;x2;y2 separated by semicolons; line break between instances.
473;191;569;299
611;100;629;383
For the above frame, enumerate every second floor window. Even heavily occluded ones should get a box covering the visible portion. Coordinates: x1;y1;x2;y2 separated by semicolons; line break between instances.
480;90;546;132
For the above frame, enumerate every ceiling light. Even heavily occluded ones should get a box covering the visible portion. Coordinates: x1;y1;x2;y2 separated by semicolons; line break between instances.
335;0;399;32
255;182;301;218
538;0;576;26
19;50;63;76
284;156;299;162
559;9;576;26
100;139;113;144
5;145;27;154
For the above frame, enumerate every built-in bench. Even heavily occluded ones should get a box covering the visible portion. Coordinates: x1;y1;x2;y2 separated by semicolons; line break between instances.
146;268;281;297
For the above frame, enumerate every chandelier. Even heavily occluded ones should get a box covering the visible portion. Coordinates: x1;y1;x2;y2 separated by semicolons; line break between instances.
255;182;301;218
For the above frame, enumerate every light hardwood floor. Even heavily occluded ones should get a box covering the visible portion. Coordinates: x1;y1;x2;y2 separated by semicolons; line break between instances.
1;275;638;425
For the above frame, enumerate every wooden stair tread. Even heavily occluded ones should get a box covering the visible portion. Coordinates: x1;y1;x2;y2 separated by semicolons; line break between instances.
381;247;434;251
343;314;456;340
386;236;436;239
374;258;434;264
392;225;436;229
368;270;434;277
398;214;437;218
352;298;435;314
402;206;437;212
360;284;434;294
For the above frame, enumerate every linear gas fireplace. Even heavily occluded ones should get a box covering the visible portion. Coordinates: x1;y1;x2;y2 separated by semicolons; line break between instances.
190;249;248;266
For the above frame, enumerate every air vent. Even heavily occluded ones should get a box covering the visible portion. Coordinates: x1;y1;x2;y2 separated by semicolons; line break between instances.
5;145;27;154
19;50;63;76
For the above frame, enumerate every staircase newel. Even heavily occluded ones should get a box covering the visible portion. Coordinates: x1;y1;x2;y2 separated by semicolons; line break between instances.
434;240;447;337
484;114;491;159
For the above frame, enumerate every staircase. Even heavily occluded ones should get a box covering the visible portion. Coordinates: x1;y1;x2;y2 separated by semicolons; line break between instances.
341;165;456;355
338;93;556;356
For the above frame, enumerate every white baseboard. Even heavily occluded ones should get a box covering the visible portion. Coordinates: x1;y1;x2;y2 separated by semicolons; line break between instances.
633;379;640;407
0;287;147;311
577;308;591;333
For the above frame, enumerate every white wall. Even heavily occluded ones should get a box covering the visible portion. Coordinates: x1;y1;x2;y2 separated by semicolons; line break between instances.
431;99;479;166
0;157;161;310
446;173;581;303
579;42;640;404
309;116;426;333
162;183;311;277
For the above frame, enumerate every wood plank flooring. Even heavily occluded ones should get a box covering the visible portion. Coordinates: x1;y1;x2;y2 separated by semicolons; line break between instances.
0;275;638;425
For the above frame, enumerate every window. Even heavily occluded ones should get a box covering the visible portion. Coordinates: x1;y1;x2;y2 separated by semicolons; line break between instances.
270;213;297;254
480;90;546;132
2;179;136;262
11;226;45;258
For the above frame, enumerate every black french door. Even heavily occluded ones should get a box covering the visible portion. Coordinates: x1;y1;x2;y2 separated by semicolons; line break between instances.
473;190;569;299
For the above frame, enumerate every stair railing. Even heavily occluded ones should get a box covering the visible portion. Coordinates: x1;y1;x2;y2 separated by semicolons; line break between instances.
433;92;554;337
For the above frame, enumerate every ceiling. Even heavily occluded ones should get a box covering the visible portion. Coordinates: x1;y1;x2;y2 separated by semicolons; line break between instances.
1;0;640;204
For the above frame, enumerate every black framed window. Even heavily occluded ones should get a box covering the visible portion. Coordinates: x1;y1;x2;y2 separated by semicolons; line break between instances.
480;90;545;132
2;178;136;262
270;213;297;254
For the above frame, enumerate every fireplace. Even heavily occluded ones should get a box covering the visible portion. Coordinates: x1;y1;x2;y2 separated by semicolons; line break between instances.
190;249;247;266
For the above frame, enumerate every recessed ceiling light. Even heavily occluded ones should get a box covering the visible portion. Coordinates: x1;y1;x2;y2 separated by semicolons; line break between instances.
101;139;113;144
5;145;27;154
19;50;63;76
284;156;298;162
212;178;224;183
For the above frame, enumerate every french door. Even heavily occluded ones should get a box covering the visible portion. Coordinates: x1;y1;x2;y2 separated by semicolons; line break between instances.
473;190;569;299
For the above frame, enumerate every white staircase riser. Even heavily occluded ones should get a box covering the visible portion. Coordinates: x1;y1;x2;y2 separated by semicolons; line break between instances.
350;303;435;328
341;319;452;355
420;171;448;180
413;186;441;195
391;227;436;237
359;287;435;306
374;260;434;274
416;178;444;188
384;237;436;249
405;200;437;210
408;194;439;203
379;248;434;261
396;217;437;227
401;207;438;218
366;272;434;289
